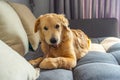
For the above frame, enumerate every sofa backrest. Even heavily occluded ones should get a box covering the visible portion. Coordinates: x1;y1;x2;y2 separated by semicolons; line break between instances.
69;18;119;38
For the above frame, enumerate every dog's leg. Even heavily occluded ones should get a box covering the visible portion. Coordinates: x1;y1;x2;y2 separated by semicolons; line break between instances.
39;57;76;70
29;57;43;67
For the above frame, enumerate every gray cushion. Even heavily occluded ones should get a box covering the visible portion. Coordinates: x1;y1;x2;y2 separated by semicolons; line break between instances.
73;51;120;80
74;63;120;80
111;51;120;65
76;52;118;67
37;69;73;80
107;43;120;52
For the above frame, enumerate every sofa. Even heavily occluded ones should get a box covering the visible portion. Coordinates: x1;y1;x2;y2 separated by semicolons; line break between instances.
25;18;120;80
1;1;120;80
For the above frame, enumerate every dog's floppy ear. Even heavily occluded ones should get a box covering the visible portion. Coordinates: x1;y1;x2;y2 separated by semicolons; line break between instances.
58;14;69;30
34;18;40;33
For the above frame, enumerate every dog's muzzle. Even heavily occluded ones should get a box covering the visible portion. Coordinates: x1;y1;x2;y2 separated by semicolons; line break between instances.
49;37;60;48
50;38;57;44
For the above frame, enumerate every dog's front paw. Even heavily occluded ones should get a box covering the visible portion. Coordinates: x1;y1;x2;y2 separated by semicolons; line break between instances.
29;58;43;67
39;58;58;69
29;60;39;67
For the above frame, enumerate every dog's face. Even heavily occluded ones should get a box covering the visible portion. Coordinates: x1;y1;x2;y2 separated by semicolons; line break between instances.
39;17;62;46
34;13;69;46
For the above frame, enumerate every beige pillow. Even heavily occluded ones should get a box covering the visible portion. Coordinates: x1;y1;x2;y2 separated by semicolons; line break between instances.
101;37;120;51
8;2;40;50
0;40;39;80
90;43;106;52
0;1;28;56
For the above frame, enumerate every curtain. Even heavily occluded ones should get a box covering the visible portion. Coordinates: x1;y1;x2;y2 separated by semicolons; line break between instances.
49;0;120;19
49;0;120;35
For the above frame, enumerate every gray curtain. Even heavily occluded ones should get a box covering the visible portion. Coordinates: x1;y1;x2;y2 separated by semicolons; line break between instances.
49;0;120;20
49;0;120;34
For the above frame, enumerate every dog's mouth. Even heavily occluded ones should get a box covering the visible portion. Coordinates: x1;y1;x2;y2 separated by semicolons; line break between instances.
50;44;59;48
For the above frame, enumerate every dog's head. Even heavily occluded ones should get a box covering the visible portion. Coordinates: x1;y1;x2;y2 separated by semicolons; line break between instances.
34;13;69;46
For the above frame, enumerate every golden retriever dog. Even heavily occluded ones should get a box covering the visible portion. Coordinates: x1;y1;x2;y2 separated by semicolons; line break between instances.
29;13;91;70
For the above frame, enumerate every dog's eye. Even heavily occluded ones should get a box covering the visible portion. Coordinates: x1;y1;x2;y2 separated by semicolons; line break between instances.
44;26;48;30
55;24;59;29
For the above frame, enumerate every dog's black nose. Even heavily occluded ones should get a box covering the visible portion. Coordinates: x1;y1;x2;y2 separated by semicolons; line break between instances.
50;38;57;44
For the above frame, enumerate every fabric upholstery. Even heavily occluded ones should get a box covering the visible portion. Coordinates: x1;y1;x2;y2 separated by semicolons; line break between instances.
8;2;40;50
37;69;73;80
111;51;120;65
73;37;120;80
74;62;120;80
0;40;39;80
69;18;119;38
77;52;119;66
0;1;28;55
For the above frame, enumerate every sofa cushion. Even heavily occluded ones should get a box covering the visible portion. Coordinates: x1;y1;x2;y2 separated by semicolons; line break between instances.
8;2;40;50
73;37;120;80
0;40;39;80
74;62;120;80
76;52;118;67
111;51;120;65
37;69;73;80
0;1;28;55
73;52;120;80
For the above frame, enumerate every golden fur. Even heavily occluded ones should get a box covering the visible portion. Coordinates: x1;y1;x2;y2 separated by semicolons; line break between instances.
29;13;91;70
